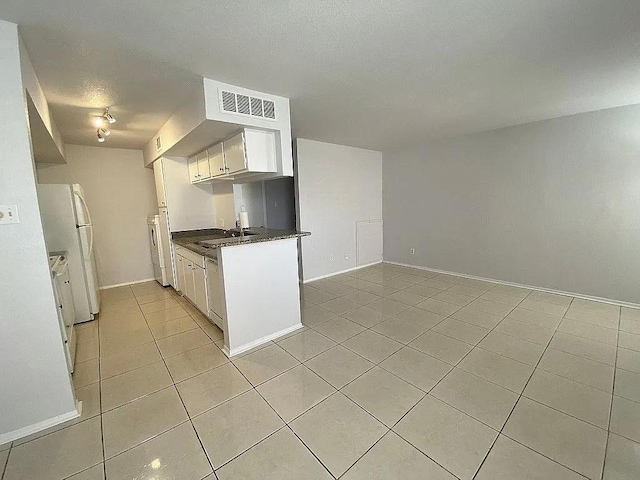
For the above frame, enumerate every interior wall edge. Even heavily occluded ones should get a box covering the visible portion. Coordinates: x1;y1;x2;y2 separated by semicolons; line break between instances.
303;261;383;284
0;405;79;445
384;260;640;310
98;277;157;290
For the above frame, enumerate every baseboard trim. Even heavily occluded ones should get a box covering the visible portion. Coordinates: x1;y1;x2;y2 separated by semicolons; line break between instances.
384;260;640;310
223;323;304;357
303;261;382;284
0;405;81;445
99;278;157;290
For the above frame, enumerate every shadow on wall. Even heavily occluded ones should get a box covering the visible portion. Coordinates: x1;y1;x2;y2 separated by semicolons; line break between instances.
264;177;296;230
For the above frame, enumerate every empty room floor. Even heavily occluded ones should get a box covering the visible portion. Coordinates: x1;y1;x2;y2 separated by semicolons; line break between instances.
1;264;640;479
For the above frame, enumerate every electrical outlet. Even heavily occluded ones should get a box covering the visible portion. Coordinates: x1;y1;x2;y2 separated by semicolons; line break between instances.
410;248;415;255
330;255;334;262
0;205;19;224
344;253;349;260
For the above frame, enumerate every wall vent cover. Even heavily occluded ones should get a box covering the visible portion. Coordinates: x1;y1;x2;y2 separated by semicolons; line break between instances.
220;90;276;121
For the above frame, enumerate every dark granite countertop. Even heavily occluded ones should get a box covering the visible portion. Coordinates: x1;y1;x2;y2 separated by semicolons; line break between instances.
172;227;310;258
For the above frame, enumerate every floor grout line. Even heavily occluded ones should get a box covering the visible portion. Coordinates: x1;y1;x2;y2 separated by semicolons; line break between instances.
469;293;575;479
8;272;635;479
600;305;621;480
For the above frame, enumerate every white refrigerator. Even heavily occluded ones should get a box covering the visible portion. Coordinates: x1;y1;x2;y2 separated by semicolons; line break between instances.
147;213;172;286
38;184;100;323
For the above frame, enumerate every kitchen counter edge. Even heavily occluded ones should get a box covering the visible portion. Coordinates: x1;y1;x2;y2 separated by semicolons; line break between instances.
172;228;310;259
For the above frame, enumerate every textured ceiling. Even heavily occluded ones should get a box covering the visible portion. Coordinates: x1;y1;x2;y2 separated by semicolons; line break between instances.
1;1;640;150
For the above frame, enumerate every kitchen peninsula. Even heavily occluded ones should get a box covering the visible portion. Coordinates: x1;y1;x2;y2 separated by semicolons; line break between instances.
172;227;309;356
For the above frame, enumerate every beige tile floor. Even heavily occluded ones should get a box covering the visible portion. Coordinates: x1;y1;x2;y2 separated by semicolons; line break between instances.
2;264;640;479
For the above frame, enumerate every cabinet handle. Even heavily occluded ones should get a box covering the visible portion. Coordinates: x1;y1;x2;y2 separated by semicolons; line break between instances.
219;167;225;172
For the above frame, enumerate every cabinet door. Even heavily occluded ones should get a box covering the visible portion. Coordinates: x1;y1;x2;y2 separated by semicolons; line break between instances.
184;262;196;302
193;266;208;314
223;132;247;174
208;143;226;177
153;159;167;207
209;265;223;321
197;150;210;180
188;155;199;183
176;255;185;293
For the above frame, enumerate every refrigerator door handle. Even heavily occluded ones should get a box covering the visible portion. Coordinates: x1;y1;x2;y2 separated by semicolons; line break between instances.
74;190;93;226
78;224;94;260
87;224;94;258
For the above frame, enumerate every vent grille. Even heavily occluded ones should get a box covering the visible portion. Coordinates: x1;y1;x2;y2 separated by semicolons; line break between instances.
220;90;276;120
221;91;236;112
263;100;275;119
250;97;263;117
155;135;162;151
236;94;250;115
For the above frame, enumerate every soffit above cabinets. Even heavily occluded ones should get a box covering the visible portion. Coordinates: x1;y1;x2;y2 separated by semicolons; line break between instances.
27;94;66;164
167;122;240;158
144;78;292;177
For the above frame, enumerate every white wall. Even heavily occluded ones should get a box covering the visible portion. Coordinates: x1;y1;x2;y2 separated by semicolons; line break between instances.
296;139;383;281
383;104;640;304
0;20;76;443
212;182;236;229
37;145;158;288
162;156;216;232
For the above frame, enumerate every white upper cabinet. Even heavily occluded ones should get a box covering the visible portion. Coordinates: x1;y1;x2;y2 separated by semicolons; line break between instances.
197;150;211;180
223;132;247;174
188;150;211;182
208;143;225;178
189;128;276;184
188;155;199;183
153;159;167;207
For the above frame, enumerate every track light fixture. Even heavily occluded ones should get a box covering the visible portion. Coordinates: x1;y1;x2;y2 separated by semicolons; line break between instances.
103;107;116;124
92;108;116;142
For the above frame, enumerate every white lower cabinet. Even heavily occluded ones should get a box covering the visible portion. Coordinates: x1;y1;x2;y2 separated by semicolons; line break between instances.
183;261;196;301
193;265;208;316
176;255;186;293
206;260;224;329
174;244;221;329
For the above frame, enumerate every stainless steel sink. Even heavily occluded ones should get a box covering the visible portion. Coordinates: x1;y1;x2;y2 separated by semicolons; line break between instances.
195;231;258;247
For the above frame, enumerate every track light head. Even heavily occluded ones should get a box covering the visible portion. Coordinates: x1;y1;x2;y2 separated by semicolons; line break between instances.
99;127;111;137
97;129;106;142
103;108;116;124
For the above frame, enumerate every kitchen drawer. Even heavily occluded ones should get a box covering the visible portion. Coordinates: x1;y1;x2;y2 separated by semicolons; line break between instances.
175;245;206;268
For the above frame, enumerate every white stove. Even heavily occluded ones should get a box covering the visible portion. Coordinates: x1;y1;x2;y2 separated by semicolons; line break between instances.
49;251;77;373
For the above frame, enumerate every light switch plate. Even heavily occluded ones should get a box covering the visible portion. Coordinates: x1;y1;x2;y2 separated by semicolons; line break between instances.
0;205;20;224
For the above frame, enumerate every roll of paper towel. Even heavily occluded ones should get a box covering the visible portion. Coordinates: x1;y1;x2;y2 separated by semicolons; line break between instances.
239;211;250;229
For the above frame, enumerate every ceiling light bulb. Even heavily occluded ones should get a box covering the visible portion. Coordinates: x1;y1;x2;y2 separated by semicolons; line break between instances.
103;108;116;124
97;129;106;142
99;127;111;137
92;116;105;128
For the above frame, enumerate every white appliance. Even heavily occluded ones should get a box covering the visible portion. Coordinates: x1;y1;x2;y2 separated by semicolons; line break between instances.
37;184;100;323
148;214;170;286
49;253;77;373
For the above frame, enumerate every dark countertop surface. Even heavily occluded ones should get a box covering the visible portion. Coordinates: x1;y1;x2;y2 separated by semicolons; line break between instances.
172;227;310;258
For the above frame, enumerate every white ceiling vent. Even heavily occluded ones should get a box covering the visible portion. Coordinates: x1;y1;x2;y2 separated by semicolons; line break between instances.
219;90;276;121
